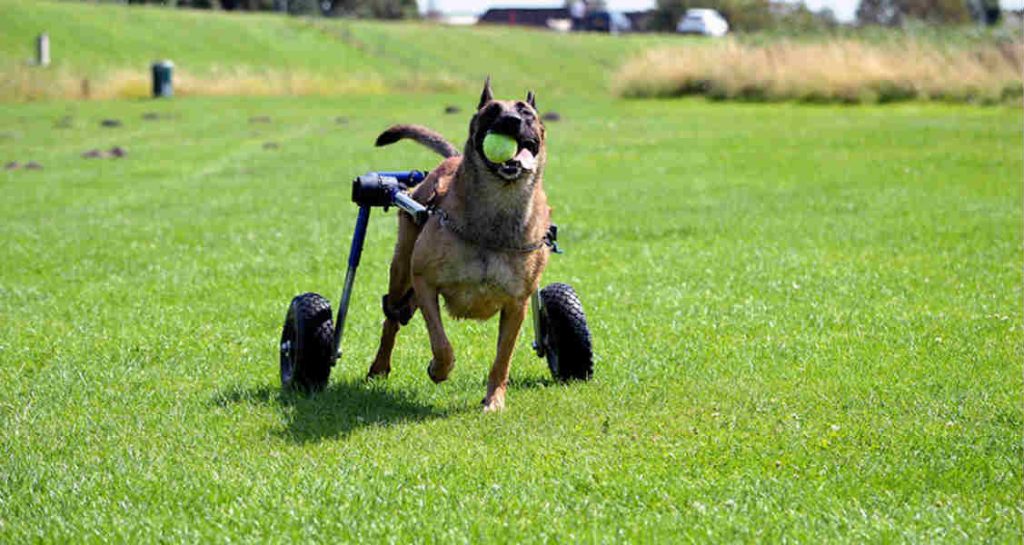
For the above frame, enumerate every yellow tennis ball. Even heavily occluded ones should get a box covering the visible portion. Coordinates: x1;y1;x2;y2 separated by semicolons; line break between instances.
483;133;517;163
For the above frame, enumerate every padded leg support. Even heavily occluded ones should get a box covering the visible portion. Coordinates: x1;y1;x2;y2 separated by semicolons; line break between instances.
382;289;415;326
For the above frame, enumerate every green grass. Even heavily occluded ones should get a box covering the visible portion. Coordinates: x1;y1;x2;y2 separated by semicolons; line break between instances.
0;0;681;100
0;92;1020;541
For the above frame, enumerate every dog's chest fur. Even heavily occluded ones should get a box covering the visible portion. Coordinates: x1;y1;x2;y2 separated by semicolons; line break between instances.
409;160;549;321
437;245;539;319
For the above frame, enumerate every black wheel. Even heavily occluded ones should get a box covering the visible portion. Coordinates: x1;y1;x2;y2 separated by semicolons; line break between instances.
279;292;334;392
538;283;593;381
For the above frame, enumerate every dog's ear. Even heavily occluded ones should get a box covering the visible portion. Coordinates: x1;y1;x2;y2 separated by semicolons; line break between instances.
526;90;536;109
478;76;493;110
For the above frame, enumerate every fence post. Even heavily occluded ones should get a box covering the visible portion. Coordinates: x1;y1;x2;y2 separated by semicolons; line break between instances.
36;33;50;66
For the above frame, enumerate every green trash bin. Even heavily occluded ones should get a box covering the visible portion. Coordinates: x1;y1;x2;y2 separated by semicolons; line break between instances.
151;60;173;98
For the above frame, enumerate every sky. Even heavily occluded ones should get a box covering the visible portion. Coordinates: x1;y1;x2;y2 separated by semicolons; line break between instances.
418;0;1024;23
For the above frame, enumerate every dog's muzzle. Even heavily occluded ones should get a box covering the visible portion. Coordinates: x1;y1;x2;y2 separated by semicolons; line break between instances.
483;119;540;181
496;145;538;180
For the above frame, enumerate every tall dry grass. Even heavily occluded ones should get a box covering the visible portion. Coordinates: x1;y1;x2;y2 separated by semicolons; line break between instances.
0;66;463;102
613;38;1024;104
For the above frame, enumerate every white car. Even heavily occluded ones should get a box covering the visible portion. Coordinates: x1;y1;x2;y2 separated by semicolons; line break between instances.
676;9;729;37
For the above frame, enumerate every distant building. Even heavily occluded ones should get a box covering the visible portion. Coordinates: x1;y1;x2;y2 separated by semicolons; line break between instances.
478;8;570;27
478;7;656;32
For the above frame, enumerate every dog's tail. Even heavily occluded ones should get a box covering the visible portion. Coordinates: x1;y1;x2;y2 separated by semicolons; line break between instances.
375;124;460;159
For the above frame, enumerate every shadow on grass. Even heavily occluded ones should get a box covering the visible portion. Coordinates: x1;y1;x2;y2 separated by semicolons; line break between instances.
506;375;557;390
213;372;560;443
213;379;457;443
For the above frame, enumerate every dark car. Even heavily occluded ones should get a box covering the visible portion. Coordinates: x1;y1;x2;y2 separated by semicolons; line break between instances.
583;10;632;33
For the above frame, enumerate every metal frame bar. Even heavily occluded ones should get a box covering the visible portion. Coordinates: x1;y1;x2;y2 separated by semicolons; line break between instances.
531;290;545;358
332;171;430;363
332;205;371;362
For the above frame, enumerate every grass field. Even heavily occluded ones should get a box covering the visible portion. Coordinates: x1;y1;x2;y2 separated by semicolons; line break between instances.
1;0;1022;542
4;0;1020;105
0;0;680;100
1;91;1021;541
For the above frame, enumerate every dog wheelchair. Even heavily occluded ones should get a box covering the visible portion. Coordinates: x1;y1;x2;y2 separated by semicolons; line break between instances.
278;170;594;392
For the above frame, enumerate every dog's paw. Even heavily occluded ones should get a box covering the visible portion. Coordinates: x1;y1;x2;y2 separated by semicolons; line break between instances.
481;394;506;413
427;359;453;384
366;360;391;380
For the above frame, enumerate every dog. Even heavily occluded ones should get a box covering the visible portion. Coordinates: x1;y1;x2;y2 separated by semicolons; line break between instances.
367;78;550;412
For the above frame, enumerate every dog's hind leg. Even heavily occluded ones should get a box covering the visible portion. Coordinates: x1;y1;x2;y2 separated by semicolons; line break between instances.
368;213;420;379
482;299;528;412
367;317;402;379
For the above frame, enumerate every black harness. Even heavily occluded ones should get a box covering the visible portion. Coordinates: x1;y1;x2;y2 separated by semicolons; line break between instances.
431;206;559;254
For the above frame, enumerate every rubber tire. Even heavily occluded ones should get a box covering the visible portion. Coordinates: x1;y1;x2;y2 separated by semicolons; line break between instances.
539;283;593;381
280;292;334;392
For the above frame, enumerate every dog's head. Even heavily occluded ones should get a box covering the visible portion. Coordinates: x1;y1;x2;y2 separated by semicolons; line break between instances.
466;78;546;183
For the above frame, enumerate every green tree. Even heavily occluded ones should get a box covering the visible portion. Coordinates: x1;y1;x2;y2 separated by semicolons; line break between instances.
286;0;318;14
857;0;971;25
856;0;899;25
775;3;839;32
905;0;971;23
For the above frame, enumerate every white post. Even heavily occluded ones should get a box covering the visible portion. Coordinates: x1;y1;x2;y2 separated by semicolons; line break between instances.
36;33;50;67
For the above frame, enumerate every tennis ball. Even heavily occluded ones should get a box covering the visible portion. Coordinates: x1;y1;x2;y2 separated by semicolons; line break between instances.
482;132;517;164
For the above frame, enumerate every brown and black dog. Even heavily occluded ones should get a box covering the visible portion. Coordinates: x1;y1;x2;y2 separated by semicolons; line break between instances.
367;78;550;412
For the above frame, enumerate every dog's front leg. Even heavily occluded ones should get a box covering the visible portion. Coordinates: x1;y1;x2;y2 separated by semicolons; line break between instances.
413;275;455;383
482;299;528;412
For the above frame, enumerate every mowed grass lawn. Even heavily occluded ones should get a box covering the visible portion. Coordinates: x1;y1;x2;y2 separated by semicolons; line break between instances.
0;94;1020;542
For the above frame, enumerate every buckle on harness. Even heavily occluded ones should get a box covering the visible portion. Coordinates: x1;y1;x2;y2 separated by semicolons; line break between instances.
545;224;562;254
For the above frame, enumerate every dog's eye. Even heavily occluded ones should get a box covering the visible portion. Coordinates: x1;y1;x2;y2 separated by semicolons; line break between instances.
477;104;502;127
516;102;535;117
483;103;501;117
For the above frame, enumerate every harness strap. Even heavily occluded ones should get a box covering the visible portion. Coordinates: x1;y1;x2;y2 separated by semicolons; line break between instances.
431;207;554;254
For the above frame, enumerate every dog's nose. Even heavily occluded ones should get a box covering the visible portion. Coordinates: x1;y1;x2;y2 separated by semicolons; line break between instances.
491;114;522;136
